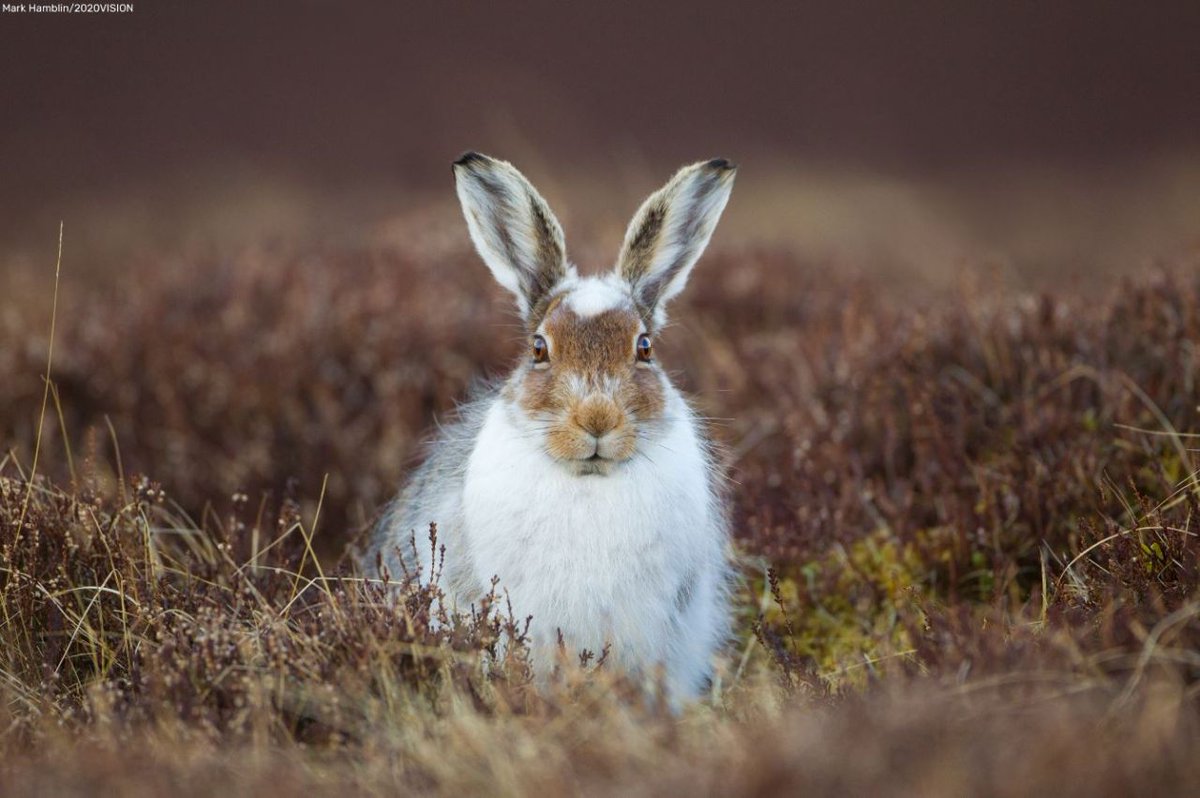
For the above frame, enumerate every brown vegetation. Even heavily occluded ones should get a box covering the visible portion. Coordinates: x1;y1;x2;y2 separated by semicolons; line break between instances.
3;221;1200;795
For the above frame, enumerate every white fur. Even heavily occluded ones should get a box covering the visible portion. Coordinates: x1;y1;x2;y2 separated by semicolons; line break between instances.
563;275;630;318
371;373;729;699
453;387;725;695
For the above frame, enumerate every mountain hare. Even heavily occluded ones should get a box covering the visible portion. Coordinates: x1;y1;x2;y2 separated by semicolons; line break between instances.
365;152;736;700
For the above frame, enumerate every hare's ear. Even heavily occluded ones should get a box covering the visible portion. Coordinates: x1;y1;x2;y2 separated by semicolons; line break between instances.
453;152;574;321
615;159;735;327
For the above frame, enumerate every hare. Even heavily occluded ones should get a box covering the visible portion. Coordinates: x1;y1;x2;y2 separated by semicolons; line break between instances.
364;152;736;700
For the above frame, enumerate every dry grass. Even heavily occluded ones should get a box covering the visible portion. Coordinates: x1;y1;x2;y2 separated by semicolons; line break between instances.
3;212;1200;795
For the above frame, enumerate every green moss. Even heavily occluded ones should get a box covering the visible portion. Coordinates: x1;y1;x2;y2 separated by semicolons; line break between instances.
760;529;928;690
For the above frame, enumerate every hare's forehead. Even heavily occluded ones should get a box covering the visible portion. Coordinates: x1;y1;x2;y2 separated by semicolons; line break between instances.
561;277;634;318
538;280;642;365
537;278;642;338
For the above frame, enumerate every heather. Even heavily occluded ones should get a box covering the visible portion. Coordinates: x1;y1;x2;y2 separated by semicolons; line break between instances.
4;225;1200;795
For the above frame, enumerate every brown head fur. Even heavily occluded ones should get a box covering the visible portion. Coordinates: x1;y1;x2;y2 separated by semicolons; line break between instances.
454;153;734;474
511;288;666;474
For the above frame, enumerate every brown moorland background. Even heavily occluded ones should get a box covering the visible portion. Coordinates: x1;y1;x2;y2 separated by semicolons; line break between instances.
4;3;1200;795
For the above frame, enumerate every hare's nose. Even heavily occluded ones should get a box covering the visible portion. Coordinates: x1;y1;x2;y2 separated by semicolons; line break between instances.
574;397;623;438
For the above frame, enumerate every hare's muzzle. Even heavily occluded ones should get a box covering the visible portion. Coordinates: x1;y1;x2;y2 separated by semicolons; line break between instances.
550;394;636;468
573;396;624;441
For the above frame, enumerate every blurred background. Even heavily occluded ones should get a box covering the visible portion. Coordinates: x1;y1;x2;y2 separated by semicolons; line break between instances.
3;0;1200;282
9;6;1200;791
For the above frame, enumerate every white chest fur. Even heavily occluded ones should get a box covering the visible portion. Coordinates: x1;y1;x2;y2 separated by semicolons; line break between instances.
459;394;722;686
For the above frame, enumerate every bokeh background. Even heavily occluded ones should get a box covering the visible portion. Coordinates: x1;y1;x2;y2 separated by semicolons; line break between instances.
4;0;1200;279
6;6;1200;795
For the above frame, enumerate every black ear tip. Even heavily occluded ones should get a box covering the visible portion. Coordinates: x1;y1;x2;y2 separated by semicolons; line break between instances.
705;158;736;172
453;151;488;169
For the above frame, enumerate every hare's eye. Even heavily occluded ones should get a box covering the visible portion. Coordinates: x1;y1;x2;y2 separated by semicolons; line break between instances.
636;334;653;363
532;335;549;363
